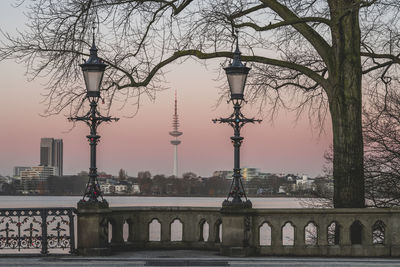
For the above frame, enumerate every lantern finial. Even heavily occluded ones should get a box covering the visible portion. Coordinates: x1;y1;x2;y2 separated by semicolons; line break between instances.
232;30;243;68
89;26;98;60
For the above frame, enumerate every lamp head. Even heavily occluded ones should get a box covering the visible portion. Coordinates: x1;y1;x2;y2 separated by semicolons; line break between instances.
80;30;107;98
224;35;250;101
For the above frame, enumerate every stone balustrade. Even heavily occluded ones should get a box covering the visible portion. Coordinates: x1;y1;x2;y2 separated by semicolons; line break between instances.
250;208;400;257
107;207;222;251
77;206;400;257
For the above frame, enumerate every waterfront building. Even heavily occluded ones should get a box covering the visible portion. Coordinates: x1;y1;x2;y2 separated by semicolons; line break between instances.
115;184;128;194
131;183;140;194
13;166;30;177
241;167;262;181
214;167;265;181
53;139;63;176
19;165;57;194
212;170;232;179
100;183;115;195
296;175;315;190
40;138;54;166
40;138;63;176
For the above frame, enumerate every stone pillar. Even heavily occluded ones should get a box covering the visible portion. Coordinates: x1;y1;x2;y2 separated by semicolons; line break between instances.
161;219;170;242
207;219;217;244
110;217;125;245
127;218;135;242
389;209;400;256
137;216;149;243
220;207;255;257
271;221;282;247
183;217;196;243
77;202;111;256
318;221;328;246
362;221;372;246
294;223;303;247
340;221;351;246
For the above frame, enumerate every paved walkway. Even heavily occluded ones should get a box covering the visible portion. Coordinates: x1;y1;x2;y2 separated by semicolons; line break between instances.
1;250;400;266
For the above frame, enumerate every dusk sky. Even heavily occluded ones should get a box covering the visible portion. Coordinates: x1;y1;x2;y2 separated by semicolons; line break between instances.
0;1;332;178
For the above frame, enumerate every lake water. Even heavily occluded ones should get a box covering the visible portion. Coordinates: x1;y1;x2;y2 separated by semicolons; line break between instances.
0;196;304;208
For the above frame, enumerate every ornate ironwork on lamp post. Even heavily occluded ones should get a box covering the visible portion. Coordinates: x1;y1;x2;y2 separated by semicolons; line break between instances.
69;31;119;207
213;36;262;208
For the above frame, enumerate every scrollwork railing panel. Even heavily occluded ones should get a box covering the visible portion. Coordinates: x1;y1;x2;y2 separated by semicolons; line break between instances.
0;208;76;254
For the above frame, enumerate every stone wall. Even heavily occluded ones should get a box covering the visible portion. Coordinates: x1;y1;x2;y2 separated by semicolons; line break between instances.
107;207;222;251
77;206;400;257
251;208;400;257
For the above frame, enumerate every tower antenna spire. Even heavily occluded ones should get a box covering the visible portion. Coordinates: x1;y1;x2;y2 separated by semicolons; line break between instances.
169;90;183;177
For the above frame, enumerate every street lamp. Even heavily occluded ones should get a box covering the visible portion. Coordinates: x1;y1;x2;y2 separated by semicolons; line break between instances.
69;31;119;208
80;37;107;98
224;38;251;101
213;35;261;208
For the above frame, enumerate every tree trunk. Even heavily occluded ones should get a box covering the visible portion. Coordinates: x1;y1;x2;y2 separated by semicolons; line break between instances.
328;0;365;208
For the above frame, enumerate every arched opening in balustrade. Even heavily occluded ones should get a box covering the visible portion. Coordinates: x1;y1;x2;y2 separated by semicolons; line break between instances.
123;220;129;242
372;220;385;245
149;218;161;241
327;221;340;246
259;222;272;246
304;221;318;246
282;222;295;246
214;219;222;243
219;223;222;242
350;220;363;245
170;218;183;241
199;219;209;242
108;221;112;243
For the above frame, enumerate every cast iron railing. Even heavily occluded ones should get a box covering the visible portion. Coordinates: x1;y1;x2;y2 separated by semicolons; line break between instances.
0;208;76;254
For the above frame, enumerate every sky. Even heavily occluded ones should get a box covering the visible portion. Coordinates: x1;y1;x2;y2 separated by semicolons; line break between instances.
0;1;332;178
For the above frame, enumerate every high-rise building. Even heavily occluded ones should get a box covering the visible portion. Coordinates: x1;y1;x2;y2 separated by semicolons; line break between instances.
53;139;63;176
40;138;63;176
40;138;53;166
169;91;183;177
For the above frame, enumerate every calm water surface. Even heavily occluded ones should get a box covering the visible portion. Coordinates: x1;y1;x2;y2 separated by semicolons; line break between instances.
0;196;304;208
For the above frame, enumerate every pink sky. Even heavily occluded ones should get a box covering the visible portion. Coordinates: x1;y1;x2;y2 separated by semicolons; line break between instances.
0;2;332;177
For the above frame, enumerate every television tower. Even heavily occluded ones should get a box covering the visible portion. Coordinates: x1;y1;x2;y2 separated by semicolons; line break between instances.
169;91;183;177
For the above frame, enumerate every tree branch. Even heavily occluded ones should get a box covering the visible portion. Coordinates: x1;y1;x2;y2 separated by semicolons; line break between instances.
120;49;329;90
259;0;332;68
361;51;400;74
361;52;400;63
229;4;267;19
234;17;331;32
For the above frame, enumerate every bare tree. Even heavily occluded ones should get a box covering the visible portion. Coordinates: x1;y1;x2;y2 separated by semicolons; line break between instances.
1;0;400;207
118;168;127;180
364;83;400;207
315;86;400;208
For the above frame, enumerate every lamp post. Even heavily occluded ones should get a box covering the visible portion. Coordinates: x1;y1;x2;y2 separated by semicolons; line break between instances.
69;32;119;207
213;36;261;208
